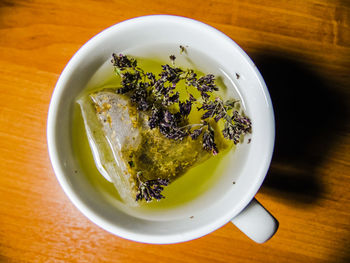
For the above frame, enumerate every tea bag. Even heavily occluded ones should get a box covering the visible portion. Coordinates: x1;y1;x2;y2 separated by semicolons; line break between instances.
77;90;210;206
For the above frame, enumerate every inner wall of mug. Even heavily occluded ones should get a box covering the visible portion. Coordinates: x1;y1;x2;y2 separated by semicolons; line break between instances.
51;16;274;242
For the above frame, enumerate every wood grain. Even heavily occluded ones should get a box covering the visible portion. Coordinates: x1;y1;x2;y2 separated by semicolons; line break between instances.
0;0;349;262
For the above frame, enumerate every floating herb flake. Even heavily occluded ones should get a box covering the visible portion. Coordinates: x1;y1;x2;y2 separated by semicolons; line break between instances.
135;172;169;202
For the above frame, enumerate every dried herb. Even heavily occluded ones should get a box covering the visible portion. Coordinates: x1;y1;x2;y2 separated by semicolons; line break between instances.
179;98;193;117
196;74;218;100
190;125;204;140
111;53;252;155
112;53;137;70
135;172;169;202
222;110;252;144
202;122;218;155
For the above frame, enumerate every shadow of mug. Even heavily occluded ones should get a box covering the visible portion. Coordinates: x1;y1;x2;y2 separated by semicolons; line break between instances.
252;51;348;206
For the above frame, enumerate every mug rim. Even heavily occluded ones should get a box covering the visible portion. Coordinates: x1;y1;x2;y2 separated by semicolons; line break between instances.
47;14;275;244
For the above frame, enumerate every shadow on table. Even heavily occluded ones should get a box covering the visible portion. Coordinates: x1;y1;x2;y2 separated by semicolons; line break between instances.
252;51;348;207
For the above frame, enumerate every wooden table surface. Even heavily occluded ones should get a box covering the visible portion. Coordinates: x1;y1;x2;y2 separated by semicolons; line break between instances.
1;0;349;262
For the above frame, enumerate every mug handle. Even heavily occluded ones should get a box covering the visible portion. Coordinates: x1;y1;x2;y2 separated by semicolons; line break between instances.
231;198;278;243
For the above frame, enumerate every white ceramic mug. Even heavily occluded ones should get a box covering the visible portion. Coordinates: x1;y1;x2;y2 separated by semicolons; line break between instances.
47;15;278;244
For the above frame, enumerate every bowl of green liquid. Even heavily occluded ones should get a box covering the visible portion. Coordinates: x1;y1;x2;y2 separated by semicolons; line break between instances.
47;15;277;244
